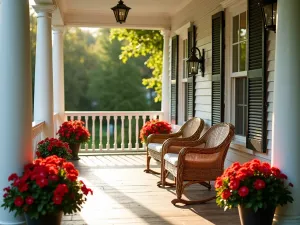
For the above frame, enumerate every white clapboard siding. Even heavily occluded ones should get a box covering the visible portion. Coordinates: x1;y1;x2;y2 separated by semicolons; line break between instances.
170;0;276;164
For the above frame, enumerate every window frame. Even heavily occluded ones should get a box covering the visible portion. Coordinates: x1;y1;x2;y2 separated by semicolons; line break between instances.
225;1;248;144
174;22;191;124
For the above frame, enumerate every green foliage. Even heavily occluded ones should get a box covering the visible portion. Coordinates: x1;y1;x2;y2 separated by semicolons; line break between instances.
36;138;72;159
29;13;160;113
110;29;163;102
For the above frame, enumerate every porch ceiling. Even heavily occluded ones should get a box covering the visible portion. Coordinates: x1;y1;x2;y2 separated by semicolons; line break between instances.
34;0;193;29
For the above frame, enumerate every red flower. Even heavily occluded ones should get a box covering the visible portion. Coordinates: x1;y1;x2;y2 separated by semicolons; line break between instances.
25;196;34;205
229;179;240;190
221;189;231;200
49;174;59;181
53;195;63;205
18;182;29;192
254;179;266;190
139;120;172;143
215;177;223;189
36;178;48;188
3;187;11;192
8;173;19;181
81;184;93;195
14;196;24;207
289;182;294;187
238;186;249;197
54;184;69;197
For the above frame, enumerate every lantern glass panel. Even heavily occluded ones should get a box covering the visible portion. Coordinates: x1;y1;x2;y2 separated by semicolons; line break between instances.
118;8;126;21
189;61;199;74
264;3;277;27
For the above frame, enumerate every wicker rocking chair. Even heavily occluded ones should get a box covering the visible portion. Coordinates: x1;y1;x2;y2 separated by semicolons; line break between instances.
144;117;205;175
161;123;235;205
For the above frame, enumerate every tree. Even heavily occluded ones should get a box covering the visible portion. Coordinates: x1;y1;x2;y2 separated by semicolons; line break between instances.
63;28;100;111
110;29;163;102
86;29;155;111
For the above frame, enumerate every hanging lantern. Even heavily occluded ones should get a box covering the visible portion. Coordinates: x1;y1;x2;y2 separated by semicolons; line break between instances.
258;0;277;32
111;0;131;24
186;47;205;76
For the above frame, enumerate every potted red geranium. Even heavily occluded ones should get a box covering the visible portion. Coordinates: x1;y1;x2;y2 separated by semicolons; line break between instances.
215;159;294;225
139;119;172;143
57;120;90;160
36;138;72;159
1;156;92;225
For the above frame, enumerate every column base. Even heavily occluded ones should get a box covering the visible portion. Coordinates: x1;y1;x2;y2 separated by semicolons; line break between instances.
274;214;300;225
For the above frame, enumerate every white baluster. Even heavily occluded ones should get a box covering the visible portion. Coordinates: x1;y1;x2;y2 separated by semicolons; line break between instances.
128;115;132;150
92;115;95;151
121;115;125;150
135;115;139;150
106;116;110;150
99;115;103;151
142;115;147;150
70;115;74;121
159;113;163;120
85;116;89;151
114;115;117;150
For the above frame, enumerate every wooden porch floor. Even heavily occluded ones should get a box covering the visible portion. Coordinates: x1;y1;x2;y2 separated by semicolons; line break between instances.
62;155;240;225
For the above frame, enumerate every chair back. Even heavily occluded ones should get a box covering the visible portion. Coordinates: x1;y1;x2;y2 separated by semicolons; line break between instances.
201;123;235;167
180;117;204;139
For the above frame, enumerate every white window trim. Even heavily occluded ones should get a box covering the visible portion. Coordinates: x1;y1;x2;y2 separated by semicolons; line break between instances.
174;22;192;124
225;1;247;145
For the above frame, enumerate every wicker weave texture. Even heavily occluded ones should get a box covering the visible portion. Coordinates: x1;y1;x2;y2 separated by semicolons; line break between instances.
145;117;205;174
163;123;235;205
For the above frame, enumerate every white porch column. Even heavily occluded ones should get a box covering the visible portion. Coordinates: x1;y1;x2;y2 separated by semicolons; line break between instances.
272;0;300;224
161;29;171;122
52;26;65;126
33;4;56;138
0;0;32;224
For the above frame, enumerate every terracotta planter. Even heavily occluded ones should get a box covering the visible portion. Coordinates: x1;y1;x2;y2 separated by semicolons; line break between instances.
69;143;81;160
25;211;63;225
238;205;276;225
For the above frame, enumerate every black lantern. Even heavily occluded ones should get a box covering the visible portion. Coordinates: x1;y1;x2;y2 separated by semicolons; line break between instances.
186;47;205;76
111;0;131;24
258;0;277;32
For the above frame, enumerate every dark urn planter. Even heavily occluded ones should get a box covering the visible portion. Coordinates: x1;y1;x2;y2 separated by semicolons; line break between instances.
25;211;63;225
238;205;276;225
69;143;81;160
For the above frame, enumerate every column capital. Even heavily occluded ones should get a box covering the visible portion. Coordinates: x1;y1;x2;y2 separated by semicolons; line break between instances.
161;29;171;37
52;26;65;34
33;4;56;18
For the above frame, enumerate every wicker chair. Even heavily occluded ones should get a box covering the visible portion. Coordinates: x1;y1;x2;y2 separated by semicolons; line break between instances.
162;123;235;205
144;117;205;175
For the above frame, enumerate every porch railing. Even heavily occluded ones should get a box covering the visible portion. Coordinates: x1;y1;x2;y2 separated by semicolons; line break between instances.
64;111;164;152
32;121;45;158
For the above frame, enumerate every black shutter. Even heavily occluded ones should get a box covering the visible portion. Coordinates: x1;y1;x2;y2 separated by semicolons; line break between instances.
211;11;225;125
186;25;196;119
170;35;179;124
246;0;266;152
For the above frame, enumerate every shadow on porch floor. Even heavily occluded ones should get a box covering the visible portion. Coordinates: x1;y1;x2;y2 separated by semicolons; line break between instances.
62;155;240;225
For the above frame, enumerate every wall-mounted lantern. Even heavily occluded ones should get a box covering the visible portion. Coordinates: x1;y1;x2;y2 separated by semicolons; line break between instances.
186;47;205;76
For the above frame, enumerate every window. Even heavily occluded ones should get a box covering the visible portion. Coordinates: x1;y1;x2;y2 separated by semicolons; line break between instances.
235;77;247;136
232;12;247;74
174;22;195;124
182;39;189;121
231;11;248;139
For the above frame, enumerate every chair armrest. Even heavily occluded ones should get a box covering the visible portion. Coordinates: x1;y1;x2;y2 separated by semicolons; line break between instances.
179;147;221;156
147;131;183;144
162;138;206;155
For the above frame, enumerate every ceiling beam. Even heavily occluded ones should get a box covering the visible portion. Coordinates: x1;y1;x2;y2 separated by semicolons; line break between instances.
63;12;171;30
